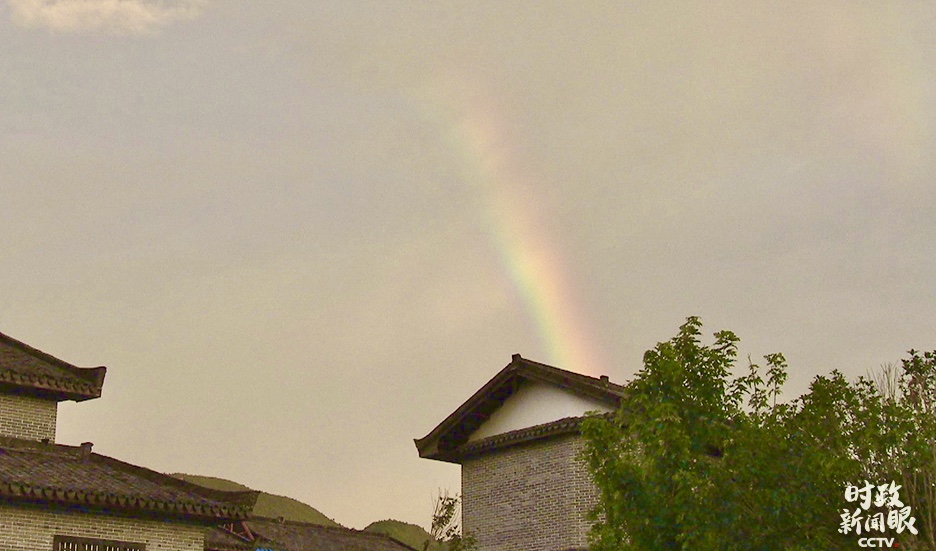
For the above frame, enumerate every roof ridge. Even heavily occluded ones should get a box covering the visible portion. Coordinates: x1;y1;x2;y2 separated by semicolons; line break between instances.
92;452;261;508
249;517;372;532
0;436;75;456
513;355;625;391
245;518;420;551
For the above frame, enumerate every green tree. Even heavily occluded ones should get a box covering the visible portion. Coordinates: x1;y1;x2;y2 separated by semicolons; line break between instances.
869;352;936;550
581;317;933;551
423;491;476;551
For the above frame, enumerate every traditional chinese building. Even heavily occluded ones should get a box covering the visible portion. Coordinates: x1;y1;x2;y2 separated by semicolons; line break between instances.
207;517;417;551
415;354;625;551
0;331;258;551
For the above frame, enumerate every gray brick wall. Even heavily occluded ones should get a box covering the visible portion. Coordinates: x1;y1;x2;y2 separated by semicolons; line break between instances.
461;434;598;551
0;394;57;442
0;504;206;551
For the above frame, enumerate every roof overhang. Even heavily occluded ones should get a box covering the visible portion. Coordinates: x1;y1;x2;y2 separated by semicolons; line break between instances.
414;354;624;463
0;332;106;402
0;438;258;523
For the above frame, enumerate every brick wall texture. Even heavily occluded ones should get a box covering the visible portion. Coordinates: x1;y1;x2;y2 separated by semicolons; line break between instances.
0;504;206;551
0;394;57;442
461;434;598;551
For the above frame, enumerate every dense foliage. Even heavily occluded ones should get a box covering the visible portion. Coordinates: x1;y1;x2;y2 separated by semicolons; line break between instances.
581;317;936;551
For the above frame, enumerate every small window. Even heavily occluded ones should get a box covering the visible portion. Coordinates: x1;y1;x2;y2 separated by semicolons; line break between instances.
53;536;145;551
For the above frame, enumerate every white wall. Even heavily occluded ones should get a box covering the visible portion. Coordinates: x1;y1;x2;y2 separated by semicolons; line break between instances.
467;381;613;442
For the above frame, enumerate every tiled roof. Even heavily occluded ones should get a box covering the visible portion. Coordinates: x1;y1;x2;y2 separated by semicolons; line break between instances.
207;518;417;551
205;523;277;551
0;437;257;522
454;416;586;458
0;332;106;402
415;354;625;462
453;412;618;460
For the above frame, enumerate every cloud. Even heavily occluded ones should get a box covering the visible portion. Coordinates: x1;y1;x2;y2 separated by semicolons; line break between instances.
7;0;205;34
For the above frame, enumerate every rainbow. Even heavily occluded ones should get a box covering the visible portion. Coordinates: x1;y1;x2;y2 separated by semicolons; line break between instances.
415;78;608;377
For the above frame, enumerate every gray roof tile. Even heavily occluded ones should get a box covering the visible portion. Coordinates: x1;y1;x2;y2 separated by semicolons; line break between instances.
0;437;256;522
0;332;105;401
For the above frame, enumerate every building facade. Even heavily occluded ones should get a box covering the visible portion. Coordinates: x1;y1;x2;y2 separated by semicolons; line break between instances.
0;331;257;551
416;355;624;551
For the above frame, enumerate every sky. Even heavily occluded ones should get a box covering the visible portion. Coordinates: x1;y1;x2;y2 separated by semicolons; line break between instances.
2;0;935;531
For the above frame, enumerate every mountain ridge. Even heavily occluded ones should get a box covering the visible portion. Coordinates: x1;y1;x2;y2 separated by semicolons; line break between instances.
170;473;435;550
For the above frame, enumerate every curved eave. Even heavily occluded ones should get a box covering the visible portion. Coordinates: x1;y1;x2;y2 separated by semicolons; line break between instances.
0;368;105;402
0;482;253;522
415;355;624;461
0;331;107;402
421;416;589;463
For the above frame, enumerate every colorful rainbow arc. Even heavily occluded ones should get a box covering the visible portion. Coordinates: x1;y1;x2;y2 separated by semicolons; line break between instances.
419;83;608;378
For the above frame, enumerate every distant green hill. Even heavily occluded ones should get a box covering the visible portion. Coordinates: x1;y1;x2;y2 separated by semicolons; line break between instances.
172;473;339;527
364;520;440;551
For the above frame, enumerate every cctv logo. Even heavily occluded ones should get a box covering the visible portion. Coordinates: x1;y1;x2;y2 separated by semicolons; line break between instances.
858;537;897;548
840;481;917;549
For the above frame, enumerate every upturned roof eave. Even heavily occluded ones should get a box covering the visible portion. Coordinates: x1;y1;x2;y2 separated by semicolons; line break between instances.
415;354;625;460
0;332;106;402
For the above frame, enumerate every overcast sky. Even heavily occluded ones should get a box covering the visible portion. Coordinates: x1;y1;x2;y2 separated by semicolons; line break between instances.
2;0;935;530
